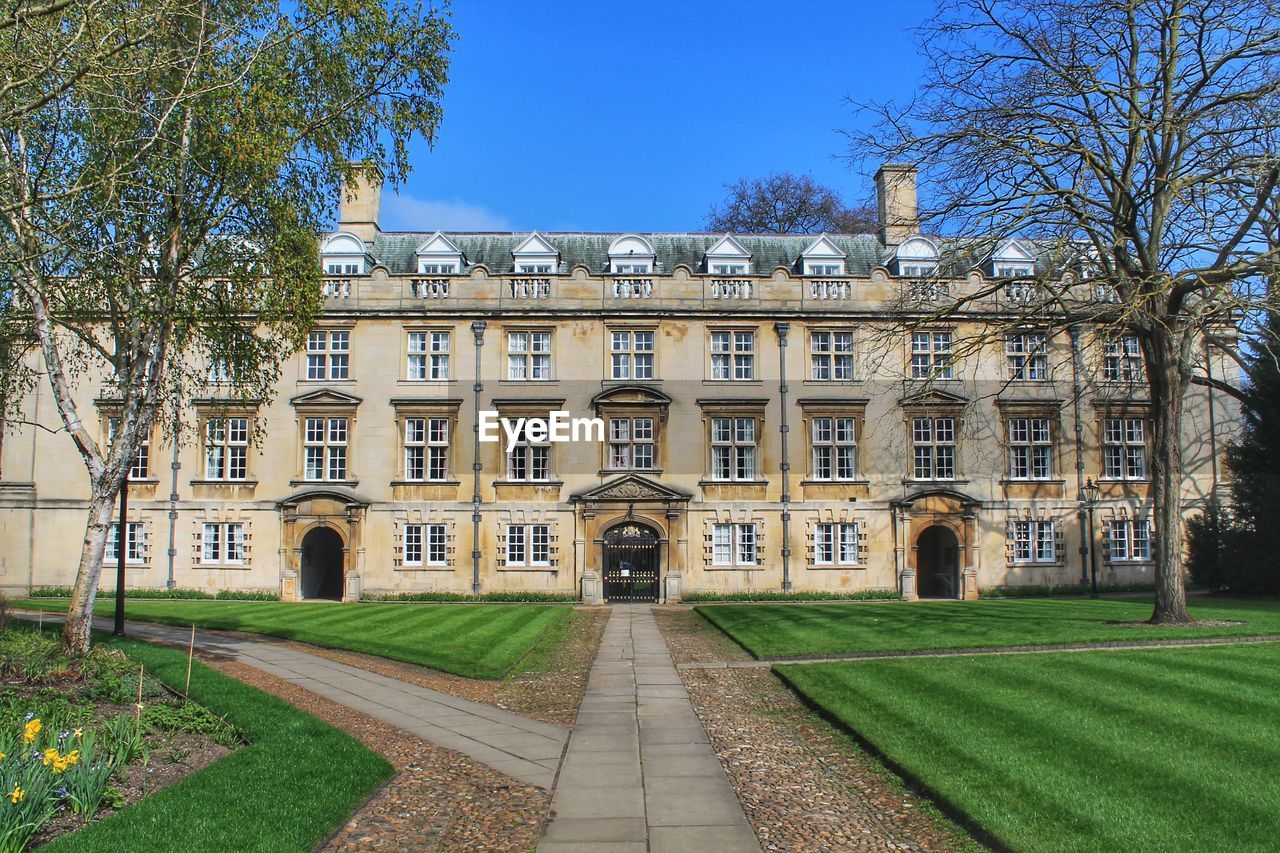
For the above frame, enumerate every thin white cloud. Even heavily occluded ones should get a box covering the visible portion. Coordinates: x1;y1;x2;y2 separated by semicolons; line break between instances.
381;191;513;232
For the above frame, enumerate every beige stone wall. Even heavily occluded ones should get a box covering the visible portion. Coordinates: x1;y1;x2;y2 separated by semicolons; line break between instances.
0;264;1240;600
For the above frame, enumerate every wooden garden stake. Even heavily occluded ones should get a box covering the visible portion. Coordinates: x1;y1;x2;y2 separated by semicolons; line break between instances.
136;663;144;719
185;624;195;694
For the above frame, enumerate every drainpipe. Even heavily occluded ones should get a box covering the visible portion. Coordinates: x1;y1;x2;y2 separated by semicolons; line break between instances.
165;412;181;590
1205;340;1220;497
774;322;793;592
1069;325;1089;586
470;320;487;596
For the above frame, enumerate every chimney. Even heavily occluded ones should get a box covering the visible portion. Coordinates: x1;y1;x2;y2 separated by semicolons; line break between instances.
875;163;918;246
338;163;383;241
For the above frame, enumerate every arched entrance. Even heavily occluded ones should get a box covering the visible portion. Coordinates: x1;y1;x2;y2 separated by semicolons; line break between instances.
916;525;960;599
300;527;344;601
602;522;660;603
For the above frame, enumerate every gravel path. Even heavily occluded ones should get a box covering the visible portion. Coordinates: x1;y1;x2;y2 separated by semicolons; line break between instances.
654;607;975;852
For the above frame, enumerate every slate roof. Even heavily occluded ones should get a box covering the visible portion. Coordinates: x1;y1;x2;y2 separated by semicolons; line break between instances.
367;232;891;276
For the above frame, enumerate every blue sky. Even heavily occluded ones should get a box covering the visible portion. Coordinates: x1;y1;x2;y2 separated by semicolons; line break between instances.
380;0;936;233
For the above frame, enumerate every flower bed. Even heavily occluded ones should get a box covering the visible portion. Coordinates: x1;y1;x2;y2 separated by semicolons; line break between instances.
0;628;241;851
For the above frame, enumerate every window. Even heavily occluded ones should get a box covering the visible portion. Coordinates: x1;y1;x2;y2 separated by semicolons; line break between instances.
900;262;938;278
304;417;348;481
204;417;249;480
201;522;246;565
608;417;655;470
814;522;860;566
506;424;551;482
912;417;956;480
1107;519;1152;561
996;264;1034;278
810;417;857;480
106;522;146;564
711;263;748;275
403;523;447;566
418;262;458;275
407;331;450;380
107;418;150;479
712;523;757;566
306;331;349;380
1006;332;1048;381
1011;520;1055;563
208;359;231;383
325;262;361;275
1008;418;1052;480
910;332;953;379
610;330;655;380
805;262;844;276
613;262;651;274
517;263;554;274
1103;418;1146;480
507;331;552;380
506;524;551;566
810;331;854;380
711;417;757;481
1103;335;1143;382
404;417;449;481
710;330;755;380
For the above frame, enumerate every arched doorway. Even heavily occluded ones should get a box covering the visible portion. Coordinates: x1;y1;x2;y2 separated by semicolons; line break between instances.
300;526;344;601
916;525;960;599
602;522;660;603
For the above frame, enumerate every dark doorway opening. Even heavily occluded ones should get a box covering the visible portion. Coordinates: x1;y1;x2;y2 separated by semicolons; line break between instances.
300;527;344;601
602;522;660;603
917;524;960;599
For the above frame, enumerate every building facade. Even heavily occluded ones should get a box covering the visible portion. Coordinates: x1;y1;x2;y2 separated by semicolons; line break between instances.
0;166;1238;602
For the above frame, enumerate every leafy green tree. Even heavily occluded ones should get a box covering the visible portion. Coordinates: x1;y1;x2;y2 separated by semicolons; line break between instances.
0;0;453;652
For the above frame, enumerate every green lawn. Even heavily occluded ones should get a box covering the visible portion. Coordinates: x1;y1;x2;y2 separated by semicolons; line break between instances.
696;597;1280;659
47;633;391;852
22;599;570;680
778;644;1280;852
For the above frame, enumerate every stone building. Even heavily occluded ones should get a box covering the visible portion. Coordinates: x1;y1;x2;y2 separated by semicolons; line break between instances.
0;166;1237;602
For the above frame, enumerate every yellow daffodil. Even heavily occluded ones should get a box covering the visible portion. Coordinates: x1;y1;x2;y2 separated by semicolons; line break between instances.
0;751;6;761
42;748;58;767
72;728;82;739
65;750;79;765
8;785;23;804
23;719;41;743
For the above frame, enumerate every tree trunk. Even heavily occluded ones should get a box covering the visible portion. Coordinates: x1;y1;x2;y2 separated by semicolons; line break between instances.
1144;330;1193;624
61;485;117;653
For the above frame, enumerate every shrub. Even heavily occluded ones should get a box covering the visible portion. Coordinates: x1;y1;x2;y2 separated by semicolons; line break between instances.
26;588;279;602
214;590;279;601
681;589;901;602
978;582;1165;599
363;591;577;603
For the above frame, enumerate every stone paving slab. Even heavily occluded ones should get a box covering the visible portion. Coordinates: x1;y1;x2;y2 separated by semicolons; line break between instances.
40;614;568;790
539;606;759;852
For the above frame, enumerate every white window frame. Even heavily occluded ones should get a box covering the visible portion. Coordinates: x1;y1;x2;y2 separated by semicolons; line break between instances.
507;330;553;381
810;416;857;481
804;261;845;276
204;417;250;481
1011;520;1055;563
710;416;757;481
1103;335;1143;382
610;330;655;380
814;522;860;566
201;522;246;565
910;331;953;379
402;523;447;567
404;417;449;482
1006;332;1048;381
711;523;758;567
304;416;348;481
506;524;552;567
306;330;350;381
810;330;854;381
1008;417;1052;480
710;330;755;381
106;521;146;564
1107;519;1152;562
107;418;150;479
506;424;551;482
607;417;656;471
1102;417;1147;480
407;330;450;381
912;417;956;480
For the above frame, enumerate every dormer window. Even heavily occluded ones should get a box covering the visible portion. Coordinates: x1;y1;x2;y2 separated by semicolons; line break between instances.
705;235;752;277
320;232;367;276
895;236;940;278
800;235;846;277
512;233;560;276
415;231;465;276
992;240;1036;279
608;235;656;275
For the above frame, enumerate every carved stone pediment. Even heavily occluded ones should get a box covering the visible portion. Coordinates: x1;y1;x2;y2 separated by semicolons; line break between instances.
290;388;363;408
571;474;692;503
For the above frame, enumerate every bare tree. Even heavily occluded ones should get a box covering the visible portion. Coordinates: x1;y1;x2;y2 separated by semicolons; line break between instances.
0;0;453;652
846;0;1280;623
704;172;876;234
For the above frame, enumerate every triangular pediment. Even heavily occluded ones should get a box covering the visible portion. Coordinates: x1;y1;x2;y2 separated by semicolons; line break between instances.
415;231;463;257
800;234;845;259
992;239;1036;263
571;474;693;503
591;385;674;408
705;234;751;259
290;388;363;407
900;388;969;407
512;232;559;258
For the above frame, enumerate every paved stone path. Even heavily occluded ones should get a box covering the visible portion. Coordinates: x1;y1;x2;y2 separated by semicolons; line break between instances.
675;632;1280;669
539;605;759;852
33;615;568;790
